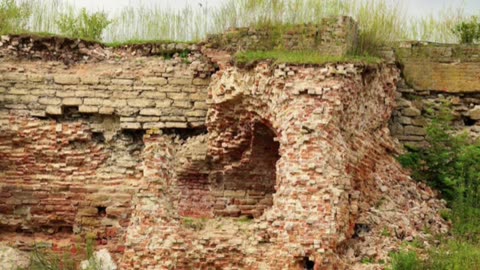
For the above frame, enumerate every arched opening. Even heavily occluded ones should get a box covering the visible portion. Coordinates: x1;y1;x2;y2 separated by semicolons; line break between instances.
212;121;280;218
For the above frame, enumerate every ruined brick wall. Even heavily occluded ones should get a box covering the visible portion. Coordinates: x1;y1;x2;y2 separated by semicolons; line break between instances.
390;42;480;147
205;16;358;56
0;112;141;256
0;23;452;270
0;48;216;259
118;61;447;270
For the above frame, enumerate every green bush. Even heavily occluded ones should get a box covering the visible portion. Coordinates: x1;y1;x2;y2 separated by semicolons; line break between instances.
0;0;30;34
452;16;480;44
56;8;111;41
397;108;480;269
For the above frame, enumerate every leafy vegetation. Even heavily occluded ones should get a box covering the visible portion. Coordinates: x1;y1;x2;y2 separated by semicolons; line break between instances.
0;0;476;50
394;107;480;269
390;251;423;270
19;238;101;270
452;16;480;44
235;50;381;65
0;0;30;34
56;8;111;41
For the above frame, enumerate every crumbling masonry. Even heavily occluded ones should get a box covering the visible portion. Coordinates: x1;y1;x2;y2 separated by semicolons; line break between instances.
0;17;465;269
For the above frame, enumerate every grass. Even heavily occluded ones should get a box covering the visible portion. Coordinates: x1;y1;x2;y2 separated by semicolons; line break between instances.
105;39;196;48
0;0;477;51
235;50;382;65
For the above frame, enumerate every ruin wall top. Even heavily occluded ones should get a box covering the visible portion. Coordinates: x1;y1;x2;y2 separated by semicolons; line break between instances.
396;41;480;93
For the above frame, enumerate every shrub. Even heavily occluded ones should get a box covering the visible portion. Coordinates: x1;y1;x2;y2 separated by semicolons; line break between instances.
56;8;111;41
398;107;480;241
0;0;30;34
452;16;480;44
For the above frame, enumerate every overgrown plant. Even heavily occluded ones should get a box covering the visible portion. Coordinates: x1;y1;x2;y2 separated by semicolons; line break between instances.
452;16;480;44
0;0;30;34
398;108;480;241
56;8;111;41
22;238;101;270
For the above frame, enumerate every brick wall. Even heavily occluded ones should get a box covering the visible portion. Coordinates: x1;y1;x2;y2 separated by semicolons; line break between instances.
206;16;358;56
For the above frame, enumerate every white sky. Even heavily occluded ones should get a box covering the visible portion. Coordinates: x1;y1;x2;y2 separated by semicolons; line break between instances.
68;0;480;18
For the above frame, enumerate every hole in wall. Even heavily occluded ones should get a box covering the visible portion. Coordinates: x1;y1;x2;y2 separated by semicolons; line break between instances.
353;223;371;238
213;121;279;218
463;116;476;127
163;127;207;140
121;129;145;144
96;206;107;217
303;257;315;270
92;132;105;143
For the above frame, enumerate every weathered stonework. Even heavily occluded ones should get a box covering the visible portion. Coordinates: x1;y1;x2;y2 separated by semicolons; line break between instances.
0;18;452;270
0;55;216;130
390;42;480;147
206;16;358;56
396;41;480;93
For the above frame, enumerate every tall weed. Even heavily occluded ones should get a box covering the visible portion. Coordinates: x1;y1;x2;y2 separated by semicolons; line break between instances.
0;0;30;34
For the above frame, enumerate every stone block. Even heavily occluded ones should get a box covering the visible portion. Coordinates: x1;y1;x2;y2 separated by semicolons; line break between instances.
56;90;76;98
140;91;167;98
164;122;188;128
116;107;138;116
104;99;127;107
84;98;104;106
173;101;192;108
39;97;61;105
62;98;83;106
143;122;166;129
192;78;210;86
142;77;168;85
3;73;27;81
404;125;426;136
30;110;46;117
127;99;155;107
140;108;163;116
99;107;115;115
136;116;160;122
169;78;193;85
167;93;188;100
156;100;173;108
185;110;207;117
194;101;208;109
27;74;44;82
469;106;480;120
402;107;421;117
79;105;99;113
111;79;134;86
19;95;38;103
81;76;100;85
31;89;56;96
54;75;80;85
9;88;29;95
120;122;141;129
45;106;62;115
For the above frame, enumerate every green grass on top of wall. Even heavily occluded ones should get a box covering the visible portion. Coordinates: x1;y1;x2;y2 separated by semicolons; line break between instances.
234;50;382;65
104;39;198;48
